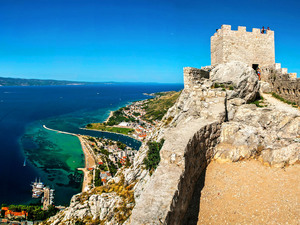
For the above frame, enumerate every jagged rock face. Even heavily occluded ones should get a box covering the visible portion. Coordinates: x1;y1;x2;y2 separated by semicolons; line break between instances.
128;79;227;225
44;143;151;225
210;61;259;102
44;62;299;225
45;193;122;225
259;81;272;93
215;103;300;167
129;64;298;224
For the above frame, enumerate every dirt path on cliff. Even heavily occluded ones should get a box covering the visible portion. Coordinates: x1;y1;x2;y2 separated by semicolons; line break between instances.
262;93;300;116
196;160;300;225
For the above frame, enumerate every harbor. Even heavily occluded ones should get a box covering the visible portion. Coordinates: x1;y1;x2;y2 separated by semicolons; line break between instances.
31;178;55;210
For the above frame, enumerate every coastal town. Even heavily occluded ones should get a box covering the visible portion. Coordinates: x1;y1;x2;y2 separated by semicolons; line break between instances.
0;91;180;224
86;91;180;141
117;100;158;140
78;135;138;192
78;91;180;191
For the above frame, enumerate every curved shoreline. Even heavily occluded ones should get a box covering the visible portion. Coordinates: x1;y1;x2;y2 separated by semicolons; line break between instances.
104;111;114;123
43;125;96;192
43;123;141;193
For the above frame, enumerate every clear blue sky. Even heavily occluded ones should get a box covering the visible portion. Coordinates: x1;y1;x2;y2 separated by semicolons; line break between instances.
0;0;299;83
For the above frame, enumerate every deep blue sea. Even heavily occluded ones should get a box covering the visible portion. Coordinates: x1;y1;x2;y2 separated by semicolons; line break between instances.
0;83;183;206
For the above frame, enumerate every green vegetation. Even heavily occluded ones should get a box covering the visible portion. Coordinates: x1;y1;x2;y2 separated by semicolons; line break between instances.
132;112;140;117
108;160;118;176
212;82;235;91
213;82;225;88
97;154;119;176
117;141;126;150
0;204;58;221
86;106;136;135
142;91;181;123
125;158;131;168
143;139;165;174
164;116;174;126
249;95;266;108
106;108;136;126
98;163;108;171
86;123;135;135
99;147;110;156
86;90;181;134
94;169;103;187
256;145;265;157
271;92;298;107
78;176;136;224
88;137;96;142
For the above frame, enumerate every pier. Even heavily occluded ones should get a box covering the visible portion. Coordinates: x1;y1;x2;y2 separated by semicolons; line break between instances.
43;125;78;137
42;187;54;210
43;188;50;210
31;178;54;210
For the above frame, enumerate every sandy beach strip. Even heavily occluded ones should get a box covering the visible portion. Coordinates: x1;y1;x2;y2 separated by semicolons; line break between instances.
77;136;97;192
43;125;97;192
104;111;114;123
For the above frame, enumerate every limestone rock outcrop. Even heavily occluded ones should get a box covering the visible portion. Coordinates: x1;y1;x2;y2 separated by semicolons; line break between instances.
43;143;151;225
259;81;272;93
215;104;300;167
128;63;298;224
44;61;299;225
210;61;259;102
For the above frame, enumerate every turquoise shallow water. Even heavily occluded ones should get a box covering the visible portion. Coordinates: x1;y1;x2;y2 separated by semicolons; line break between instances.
21;122;85;204
20;100;140;205
0;83;183;205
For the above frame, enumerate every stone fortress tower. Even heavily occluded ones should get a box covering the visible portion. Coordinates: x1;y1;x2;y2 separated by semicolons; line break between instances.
209;24;299;106
211;25;275;68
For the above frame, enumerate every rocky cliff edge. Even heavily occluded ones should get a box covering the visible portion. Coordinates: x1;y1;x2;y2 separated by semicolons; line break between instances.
44;61;299;225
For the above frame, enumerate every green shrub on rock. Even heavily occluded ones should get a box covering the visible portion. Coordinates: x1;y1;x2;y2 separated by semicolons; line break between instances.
143;139;165;174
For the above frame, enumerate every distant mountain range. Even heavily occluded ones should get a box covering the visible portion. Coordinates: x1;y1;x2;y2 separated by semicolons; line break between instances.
0;77;91;86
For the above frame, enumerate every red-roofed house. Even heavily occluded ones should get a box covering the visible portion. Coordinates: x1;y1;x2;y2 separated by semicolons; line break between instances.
1;207;8;211
5;210;28;220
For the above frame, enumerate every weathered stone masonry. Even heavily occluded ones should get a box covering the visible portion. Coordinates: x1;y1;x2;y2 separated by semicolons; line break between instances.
273;79;300;105
211;25;275;67
268;71;300;106
129;68;227;225
212;24;299;106
165;122;222;225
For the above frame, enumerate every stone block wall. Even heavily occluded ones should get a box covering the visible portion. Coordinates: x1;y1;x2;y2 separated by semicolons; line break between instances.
129;78;227;225
165;122;222;225
211;25;275;67
184;67;209;91
273;79;300;105
261;64;300;106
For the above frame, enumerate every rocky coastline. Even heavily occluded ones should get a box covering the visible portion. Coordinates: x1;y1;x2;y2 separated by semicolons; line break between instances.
43;61;299;225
